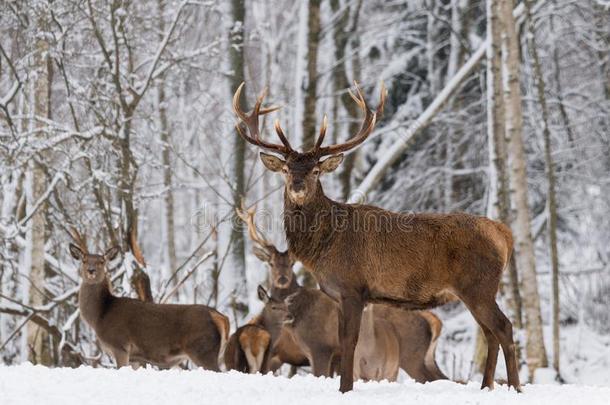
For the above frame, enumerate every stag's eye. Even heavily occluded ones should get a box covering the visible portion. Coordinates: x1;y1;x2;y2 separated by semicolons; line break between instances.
282;166;288;174
312;167;320;176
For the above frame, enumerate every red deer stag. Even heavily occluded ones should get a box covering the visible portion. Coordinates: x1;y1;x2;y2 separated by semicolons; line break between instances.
68;229;229;370
233;83;520;392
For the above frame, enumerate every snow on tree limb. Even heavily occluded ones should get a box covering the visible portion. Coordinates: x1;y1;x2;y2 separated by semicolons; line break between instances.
349;2;529;203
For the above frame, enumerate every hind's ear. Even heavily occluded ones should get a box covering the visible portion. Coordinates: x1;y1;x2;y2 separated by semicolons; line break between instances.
257;285;270;303
69;244;84;261
253;246;271;263
104;246;120;262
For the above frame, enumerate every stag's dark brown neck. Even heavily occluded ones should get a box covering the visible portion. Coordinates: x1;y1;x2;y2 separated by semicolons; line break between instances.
79;279;114;330
284;181;340;270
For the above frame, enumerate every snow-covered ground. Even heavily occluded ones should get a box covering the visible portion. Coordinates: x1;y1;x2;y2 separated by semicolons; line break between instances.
1;364;609;405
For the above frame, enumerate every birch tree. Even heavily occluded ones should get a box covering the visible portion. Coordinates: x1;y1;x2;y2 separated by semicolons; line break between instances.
525;0;561;378
156;0;178;282
26;3;52;366
226;0;248;314
500;0;548;377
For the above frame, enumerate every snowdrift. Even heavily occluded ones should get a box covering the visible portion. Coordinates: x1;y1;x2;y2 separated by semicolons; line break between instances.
1;363;609;405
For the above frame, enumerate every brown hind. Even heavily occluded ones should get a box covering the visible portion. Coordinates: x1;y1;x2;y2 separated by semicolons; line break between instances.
68;229;228;370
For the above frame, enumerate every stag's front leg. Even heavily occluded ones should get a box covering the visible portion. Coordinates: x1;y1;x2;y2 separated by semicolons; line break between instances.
338;296;364;393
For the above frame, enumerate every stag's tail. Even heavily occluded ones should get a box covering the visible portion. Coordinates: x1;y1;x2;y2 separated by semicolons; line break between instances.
420;311;449;380
209;309;230;367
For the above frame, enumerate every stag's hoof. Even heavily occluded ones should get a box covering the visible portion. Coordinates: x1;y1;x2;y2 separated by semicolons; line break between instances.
511;384;523;393
339;381;353;393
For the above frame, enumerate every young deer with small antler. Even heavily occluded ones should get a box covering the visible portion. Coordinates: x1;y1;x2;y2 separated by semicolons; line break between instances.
234;205;308;372
68;229;229;370
233;83;520;392
236;204;298;300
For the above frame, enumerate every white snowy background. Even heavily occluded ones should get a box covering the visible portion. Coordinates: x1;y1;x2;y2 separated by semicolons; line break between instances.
1;0;609;403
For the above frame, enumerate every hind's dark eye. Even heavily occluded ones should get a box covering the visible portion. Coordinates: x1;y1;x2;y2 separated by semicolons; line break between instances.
312;168;320;175
282;166;288;174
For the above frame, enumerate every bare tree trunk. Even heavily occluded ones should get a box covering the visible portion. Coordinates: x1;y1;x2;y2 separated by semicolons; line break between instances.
329;0;362;200
525;0;561;378
492;1;523;332
156;0;178;281
26;6;52;366
302;0;321;150
330;0;363;201
228;0;248;313
500;0;548;378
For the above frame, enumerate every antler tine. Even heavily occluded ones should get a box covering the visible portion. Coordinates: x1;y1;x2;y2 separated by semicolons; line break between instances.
235;202;274;250
233;82;293;156
316;82;387;156
273;119;293;151
129;224;145;267
68;226;88;253
312;115;328;152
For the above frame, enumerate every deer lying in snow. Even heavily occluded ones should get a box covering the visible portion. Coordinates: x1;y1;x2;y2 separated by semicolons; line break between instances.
68;230;229;370
234;82;519;392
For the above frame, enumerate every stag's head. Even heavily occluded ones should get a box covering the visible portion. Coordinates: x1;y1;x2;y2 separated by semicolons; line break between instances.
233;82;386;206
68;228;119;285
236;205;295;289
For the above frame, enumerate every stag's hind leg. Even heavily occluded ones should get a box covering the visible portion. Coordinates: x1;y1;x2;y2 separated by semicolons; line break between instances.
479;324;500;389
484;303;521;392
461;294;521;392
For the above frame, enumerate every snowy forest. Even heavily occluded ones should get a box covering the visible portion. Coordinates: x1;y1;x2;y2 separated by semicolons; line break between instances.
1;0;610;399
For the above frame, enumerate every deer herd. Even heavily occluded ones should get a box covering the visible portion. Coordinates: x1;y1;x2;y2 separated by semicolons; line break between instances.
67;82;521;394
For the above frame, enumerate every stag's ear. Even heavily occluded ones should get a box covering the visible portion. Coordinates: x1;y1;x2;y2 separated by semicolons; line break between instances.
257;285;270;303
253;246;271;262
319;154;344;173
104;246;120;262
69;244;84;261
260;152;285;172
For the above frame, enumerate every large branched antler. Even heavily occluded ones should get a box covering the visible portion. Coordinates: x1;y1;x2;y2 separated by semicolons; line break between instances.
314;81;387;156
233;83;294;156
